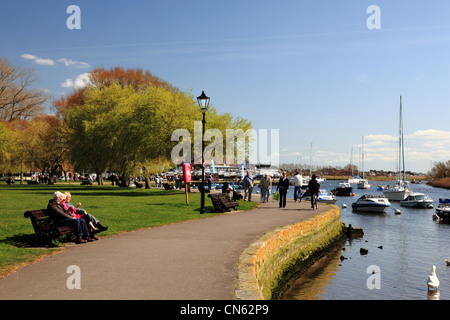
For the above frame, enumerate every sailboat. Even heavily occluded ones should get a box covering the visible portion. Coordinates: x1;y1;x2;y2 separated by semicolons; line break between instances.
347;146;360;184
357;137;370;189
383;96;412;201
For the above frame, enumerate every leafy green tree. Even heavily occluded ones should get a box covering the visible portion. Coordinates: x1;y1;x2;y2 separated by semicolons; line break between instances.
62;66;253;187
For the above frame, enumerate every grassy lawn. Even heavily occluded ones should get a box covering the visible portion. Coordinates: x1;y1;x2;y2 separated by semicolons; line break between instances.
0;183;258;277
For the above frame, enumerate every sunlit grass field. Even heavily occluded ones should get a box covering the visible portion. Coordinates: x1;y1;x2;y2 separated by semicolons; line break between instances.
0;183;258;276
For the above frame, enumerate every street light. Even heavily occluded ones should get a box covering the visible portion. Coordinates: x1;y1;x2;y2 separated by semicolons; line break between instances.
197;91;210;214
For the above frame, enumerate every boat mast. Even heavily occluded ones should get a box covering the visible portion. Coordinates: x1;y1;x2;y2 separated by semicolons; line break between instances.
399;95;406;186
361;136;365;180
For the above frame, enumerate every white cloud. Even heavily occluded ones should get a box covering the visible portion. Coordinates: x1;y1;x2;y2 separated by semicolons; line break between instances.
21;53;55;66
60;73;91;89
21;54;90;68
60;78;74;88
21;54;37;60
58;58;90;68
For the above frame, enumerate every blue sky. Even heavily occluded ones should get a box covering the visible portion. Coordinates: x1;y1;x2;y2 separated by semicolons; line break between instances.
2;1;450;173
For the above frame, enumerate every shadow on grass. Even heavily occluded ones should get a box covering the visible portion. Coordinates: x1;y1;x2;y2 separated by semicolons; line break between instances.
0;233;63;248
6;185;188;198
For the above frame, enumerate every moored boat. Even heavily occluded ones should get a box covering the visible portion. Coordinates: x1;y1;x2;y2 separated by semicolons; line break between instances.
357;179;370;189
352;194;391;213
400;192;433;208
383;96;411;201
435;198;450;221
332;182;353;196
384;184;412;201
302;189;337;204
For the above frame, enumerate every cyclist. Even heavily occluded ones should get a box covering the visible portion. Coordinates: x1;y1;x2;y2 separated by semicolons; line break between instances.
307;174;321;210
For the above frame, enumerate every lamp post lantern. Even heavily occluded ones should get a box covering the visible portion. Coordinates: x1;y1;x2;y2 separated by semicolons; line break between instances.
197;91;210;214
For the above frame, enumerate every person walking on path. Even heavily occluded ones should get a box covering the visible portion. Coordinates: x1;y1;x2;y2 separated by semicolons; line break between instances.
243;171;254;201
276;171;290;208
293;171;303;202
307;174;321;209
259;173;272;203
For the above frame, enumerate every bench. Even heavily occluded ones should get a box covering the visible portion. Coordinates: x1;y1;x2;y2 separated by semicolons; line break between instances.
208;193;239;212
163;183;174;190
24;210;75;241
80;180;92;185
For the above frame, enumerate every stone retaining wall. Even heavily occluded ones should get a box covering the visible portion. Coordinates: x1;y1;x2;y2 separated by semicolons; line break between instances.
235;205;344;300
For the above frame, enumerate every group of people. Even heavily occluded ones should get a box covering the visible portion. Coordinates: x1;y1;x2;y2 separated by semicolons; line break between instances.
242;171;274;203
276;172;321;209
47;191;108;244
241;170;321;209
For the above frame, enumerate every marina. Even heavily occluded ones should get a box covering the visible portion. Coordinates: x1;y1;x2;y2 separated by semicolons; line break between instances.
281;179;450;300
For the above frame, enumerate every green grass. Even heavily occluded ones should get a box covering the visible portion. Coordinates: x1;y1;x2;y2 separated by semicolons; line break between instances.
0;183;258;276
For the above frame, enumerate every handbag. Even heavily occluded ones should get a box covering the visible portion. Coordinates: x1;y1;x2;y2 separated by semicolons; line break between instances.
273;191;279;200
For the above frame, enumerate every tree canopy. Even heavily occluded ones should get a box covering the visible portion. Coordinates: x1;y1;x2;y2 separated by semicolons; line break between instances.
59;66;252;186
0;64;252;185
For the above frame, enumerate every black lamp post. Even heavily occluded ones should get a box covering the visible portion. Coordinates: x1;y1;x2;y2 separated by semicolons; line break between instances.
197;91;210;214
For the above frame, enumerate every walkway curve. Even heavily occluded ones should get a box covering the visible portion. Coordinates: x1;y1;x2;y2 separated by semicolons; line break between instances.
0;197;327;300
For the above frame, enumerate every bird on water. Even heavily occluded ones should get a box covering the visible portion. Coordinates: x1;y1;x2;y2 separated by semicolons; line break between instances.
427;265;440;291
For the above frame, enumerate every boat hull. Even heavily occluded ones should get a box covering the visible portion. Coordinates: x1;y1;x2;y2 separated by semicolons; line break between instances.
436;209;450;220
352;204;389;213
383;189;411;201
400;200;433;208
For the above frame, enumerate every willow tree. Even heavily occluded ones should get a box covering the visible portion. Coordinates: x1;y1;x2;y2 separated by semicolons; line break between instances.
61;66;253;187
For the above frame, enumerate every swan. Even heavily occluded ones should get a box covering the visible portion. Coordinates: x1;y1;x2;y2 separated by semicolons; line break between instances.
427;265;440;290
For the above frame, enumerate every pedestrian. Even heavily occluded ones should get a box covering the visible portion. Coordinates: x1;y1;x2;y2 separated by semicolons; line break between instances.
293;171;303;202
308;174;321;209
259;173;272;203
207;174;213;191
276;171;290;208
243;171;254;201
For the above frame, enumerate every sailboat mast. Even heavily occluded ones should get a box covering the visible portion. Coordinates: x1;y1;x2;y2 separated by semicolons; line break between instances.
399;95;406;185
361;137;365;179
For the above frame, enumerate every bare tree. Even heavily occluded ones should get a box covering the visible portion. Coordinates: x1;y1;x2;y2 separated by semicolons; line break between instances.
0;58;47;121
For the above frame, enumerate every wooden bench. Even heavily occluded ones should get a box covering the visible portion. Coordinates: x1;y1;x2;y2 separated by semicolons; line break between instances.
163;183;174;190
24;210;74;241
208;193;239;212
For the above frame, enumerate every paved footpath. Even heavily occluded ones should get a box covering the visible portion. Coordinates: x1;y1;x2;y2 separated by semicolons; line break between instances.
0;196;327;300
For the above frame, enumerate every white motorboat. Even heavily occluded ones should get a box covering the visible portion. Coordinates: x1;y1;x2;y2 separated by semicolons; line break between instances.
400;192;433;208
352;194;391;213
435;199;450;221
302;189;337;204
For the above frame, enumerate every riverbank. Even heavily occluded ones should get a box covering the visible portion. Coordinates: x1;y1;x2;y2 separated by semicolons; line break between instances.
235;204;344;300
428;177;450;189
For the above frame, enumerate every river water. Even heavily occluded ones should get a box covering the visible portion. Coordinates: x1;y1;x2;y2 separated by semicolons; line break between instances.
273;179;450;300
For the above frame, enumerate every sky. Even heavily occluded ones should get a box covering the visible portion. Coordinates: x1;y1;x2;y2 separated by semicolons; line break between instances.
1;0;450;174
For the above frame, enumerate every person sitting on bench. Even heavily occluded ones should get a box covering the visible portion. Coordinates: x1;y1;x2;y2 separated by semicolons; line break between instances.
47;191;95;244
62;192;108;236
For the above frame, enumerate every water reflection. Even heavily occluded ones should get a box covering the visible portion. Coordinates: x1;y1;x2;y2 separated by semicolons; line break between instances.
281;244;343;300
281;180;450;300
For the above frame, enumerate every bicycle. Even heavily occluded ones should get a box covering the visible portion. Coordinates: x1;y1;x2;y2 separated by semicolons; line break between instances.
311;192;318;210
